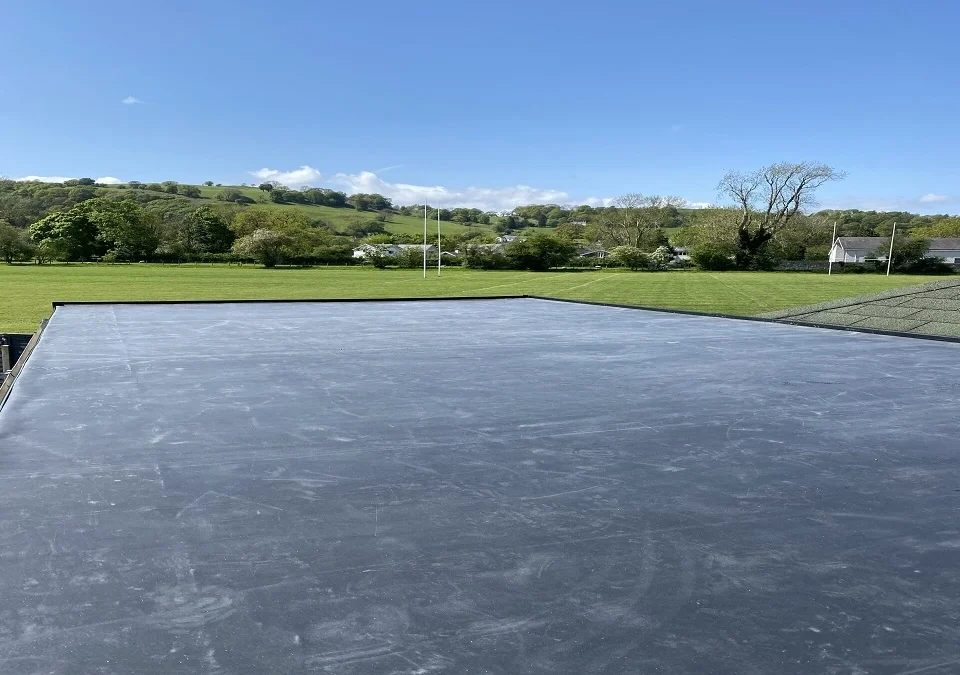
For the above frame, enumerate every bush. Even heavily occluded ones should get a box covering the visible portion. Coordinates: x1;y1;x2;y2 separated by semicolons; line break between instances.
504;233;575;270
609;246;649;270
691;244;735;271
649;246;673;270
216;188;255;204
463;246;512;270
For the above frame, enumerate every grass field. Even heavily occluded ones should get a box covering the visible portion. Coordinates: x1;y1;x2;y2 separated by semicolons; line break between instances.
1;264;950;333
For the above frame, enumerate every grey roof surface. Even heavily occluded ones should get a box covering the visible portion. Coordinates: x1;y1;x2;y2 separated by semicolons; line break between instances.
1;299;960;673
836;237;960;252
835;236;889;250
762;277;960;338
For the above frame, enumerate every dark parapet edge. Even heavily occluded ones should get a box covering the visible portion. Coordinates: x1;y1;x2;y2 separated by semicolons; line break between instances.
51;295;527;308
0;319;50;412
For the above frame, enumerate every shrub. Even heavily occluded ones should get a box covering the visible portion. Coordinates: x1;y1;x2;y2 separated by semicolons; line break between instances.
649;246;673;270
691;244;735;271
609;246;649;270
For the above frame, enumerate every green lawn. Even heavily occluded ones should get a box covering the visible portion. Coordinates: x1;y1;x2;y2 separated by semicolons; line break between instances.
1;264;950;333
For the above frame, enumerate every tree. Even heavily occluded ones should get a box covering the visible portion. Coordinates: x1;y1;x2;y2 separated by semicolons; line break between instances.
161;181;179;194
216;188;254;204
176;206;234;254
258;182;274;192
0;221;34;263
869;237;933;273
597;194;685;249
505;232;575;270
555;222;584;240
718;162;845;269
232;229;290;267
912;218;960;238
145;183;163;192
29;209;103;260
203;181;214;187
85;199;162;260
177;184;201;198
77;178;96;186
609;245;649;270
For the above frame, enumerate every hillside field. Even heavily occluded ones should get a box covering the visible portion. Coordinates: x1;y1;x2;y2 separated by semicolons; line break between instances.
0;264;949;333
100;184;495;237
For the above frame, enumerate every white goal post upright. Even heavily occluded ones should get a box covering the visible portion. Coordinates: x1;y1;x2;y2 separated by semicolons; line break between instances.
886;222;897;276
438;202;441;277
828;221;837;275
423;204;428;279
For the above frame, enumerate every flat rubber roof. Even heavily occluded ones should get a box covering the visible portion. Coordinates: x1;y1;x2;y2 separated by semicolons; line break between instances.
1;298;959;674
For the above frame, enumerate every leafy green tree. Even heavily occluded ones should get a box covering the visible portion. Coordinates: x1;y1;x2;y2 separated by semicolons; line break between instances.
555;222;584;240
29;208;103;260
145;183;163;192
203;181;214;187
85;199;162;260
869;237;932;273
176;206;234;254
609;245;649;270
912;218;960;238
77;178;96;186
216;188;254;204
0;221;35;263
232;229;290;267
160;181;179;194
177;184;201;198
505;232;575;270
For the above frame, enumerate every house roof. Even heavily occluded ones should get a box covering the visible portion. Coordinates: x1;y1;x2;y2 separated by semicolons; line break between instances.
396;244;436;250
836;236;960;251
927;238;960;250
834;237;889;250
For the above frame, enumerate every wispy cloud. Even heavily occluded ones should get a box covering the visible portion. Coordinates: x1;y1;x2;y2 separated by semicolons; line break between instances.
17;175;73;183
250;166;322;187
373;164;404;174
919;193;950;203
670;124;683;133
330;171;577;211
121;96;142;105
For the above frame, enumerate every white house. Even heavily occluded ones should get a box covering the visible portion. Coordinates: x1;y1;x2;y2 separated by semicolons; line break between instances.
352;243;402;259
829;237;960;264
352;243;439;259
496;235;520;243
396;244;438;255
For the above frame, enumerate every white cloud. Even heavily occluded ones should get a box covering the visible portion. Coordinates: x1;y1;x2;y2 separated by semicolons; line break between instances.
96;176;123;184
919;193;950;203
122;96;142;105
330;171;577;211
686;201;714;209
17;175;73;183
250;165;322;187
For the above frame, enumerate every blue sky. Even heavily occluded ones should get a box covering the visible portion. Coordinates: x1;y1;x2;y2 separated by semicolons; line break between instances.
2;0;958;213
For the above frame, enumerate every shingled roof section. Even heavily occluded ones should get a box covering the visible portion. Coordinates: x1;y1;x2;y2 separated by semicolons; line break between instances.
760;278;960;338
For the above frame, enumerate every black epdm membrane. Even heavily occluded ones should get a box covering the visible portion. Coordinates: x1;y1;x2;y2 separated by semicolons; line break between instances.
1;298;959;674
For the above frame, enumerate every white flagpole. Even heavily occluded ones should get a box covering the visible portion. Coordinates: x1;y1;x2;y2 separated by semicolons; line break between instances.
828;221;837;275
886;222;896;276
437;202;441;277
423;204;427;279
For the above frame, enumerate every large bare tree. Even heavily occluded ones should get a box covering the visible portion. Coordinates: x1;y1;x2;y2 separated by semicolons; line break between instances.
717;162;844;268
598;194;686;248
